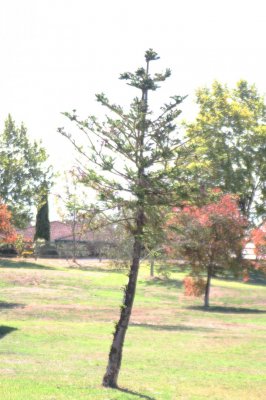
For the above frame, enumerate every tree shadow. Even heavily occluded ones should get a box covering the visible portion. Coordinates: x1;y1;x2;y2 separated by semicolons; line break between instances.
0;326;18;339
0;259;55;270
0;301;25;309
187;305;266;314
214;270;266;286
114;387;157;400
143;277;183;289
245;271;266;286
67;264;125;274
130;322;214;332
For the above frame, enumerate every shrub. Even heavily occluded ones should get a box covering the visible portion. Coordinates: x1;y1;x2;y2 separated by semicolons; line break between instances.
183;276;206;297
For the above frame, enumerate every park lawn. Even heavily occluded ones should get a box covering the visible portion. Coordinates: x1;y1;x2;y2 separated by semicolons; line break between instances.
0;258;265;400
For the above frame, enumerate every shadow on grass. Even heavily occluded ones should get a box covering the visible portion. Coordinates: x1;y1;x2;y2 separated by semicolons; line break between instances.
143;277;183;289
0;326;18;339
0;301;25;309
245;271;266;286
0;259;55;270
188;305;266;314
130;322;214;332
67;264;125;274
214;270;266;286
115;387;156;400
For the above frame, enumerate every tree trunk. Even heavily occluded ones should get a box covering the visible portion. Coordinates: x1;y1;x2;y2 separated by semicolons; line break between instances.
103;59;148;388
102;209;144;388
72;212;76;262
150;257;154;277
204;265;212;308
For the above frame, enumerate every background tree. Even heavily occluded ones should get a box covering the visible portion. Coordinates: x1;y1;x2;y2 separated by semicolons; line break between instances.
166;194;247;307
56;171;89;261
183;81;266;224
34;182;50;242
250;226;266;274
86;218;133;265
59;49;189;387
0;201;17;247
142;207;168;277
0;114;52;228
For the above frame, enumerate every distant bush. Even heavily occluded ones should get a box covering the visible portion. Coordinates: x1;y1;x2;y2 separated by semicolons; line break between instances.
183;276;206;297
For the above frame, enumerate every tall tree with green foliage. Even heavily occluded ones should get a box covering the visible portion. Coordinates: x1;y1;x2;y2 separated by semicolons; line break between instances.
0;114;52;228
59;49;189;387
184;80;266;224
34;183;50;242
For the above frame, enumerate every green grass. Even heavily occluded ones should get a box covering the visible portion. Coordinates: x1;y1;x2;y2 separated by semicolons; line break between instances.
0;258;265;400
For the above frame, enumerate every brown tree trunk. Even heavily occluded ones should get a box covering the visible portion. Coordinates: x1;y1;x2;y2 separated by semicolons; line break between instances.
72;211;76;262
150;257;154;277
204;265;212;308
102;208;144;388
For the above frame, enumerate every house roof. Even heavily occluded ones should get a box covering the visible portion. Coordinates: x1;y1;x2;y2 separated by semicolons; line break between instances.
18;221;94;242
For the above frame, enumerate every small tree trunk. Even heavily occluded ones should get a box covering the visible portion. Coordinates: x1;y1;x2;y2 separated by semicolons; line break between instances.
72;237;76;262
102;209;144;388
150;257;154;277
204;265;212;308
34;248;38;261
72;212;76;262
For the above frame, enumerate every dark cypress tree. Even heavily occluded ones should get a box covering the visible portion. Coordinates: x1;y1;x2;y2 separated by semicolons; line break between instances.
34;190;50;241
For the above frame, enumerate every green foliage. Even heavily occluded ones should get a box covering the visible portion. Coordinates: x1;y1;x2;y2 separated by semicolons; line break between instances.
59;49;188;241
13;234;32;256
0;115;52;228
13;234;25;256
104;223;134;270
184;80;266;223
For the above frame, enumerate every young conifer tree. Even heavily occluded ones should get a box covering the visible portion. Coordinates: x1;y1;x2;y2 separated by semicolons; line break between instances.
59;49;188;387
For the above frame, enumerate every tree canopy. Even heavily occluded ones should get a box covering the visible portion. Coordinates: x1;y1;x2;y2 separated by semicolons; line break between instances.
0;201;17;245
34;182;50;242
166;194;248;307
0;115;52;228
184;80;266;224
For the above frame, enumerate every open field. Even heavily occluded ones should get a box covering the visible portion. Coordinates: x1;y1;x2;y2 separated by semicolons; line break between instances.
0;258;265;400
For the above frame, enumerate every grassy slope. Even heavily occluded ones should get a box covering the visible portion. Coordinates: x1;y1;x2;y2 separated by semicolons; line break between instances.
0;258;265;400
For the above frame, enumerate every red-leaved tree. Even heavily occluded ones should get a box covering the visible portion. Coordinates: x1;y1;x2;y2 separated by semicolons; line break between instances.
166;194;247;307
0;202;17;248
250;227;266;274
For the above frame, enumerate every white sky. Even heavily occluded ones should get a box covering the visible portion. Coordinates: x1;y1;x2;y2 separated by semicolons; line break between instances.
0;0;265;219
